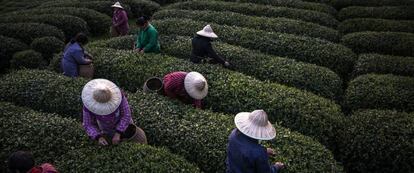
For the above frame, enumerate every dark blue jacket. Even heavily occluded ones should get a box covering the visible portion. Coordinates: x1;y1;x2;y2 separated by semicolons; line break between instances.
62;42;88;77
226;128;279;173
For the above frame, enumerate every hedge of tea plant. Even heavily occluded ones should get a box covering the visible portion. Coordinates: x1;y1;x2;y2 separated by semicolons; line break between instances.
338;6;414;21
0;36;28;72
0;102;90;171
30;37;64;60
341;31;414;57
152;18;356;78
0;23;64;44
159;35;343;100
338;109;414;173
111;0;160;17
165;1;339;28
153;9;340;42
0;102;201;172
338;18;414;34
330;0;414;9
352;54;414;77
40;0;132;17
10;50;44;70
344;74;414;112
0;14;88;41
6;7;111;35
56;142;201;172
86;48;347;151
0;69;344;173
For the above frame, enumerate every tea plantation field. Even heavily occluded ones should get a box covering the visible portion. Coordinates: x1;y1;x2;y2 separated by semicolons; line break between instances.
0;0;413;172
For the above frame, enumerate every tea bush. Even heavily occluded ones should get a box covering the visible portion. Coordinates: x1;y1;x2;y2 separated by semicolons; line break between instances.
0;14;88;41
159;35;343;99
165;1;339;28
116;0;160;17
331;0;414;9
7;7;111;35
344;74;414;112
0;69;344;173
338;18;414;34
0;36;28;71
338;6;414;21
152;18;356;78
57;143;200;172
0;23;64;44
338;109;414;173
341;31;414;57
10;50;44;70
0;102;89;171
30;37;64;60
153;9;340;42
353;54;414;77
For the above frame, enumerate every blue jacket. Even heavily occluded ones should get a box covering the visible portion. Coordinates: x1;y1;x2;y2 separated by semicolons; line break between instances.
62;42;88;77
226;128;279;173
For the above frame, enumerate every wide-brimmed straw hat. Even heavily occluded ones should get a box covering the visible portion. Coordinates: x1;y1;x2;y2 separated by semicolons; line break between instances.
111;2;124;9
196;25;218;38
184;72;208;100
81;79;122;115
235;110;276;140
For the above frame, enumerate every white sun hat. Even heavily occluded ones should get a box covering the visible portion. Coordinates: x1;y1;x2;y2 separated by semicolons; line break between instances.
81;79;122;116
184;72;208;100
235;110;276;140
196;24;218;38
111;2;124;9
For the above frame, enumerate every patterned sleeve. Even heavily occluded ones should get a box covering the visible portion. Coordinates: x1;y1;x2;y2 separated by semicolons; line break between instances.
82;107;101;140
116;95;132;133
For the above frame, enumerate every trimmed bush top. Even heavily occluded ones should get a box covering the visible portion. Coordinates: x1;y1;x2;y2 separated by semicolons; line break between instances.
0;22;64;44
0;35;28;71
30;36;64;59
338;6;414;21
152;18;356;78
331;0;414;9
345;74;414;112
165;1;339;28
153;9;340;42
0;69;344;173
353;53;414;77
338;109;414;173
338;18;414;34
10;50;44;70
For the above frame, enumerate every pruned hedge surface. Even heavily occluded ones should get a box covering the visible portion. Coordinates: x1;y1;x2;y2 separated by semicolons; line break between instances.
344;74;414;112
153;9;340;42
30;37;64;59
341;31;414;57
214;0;338;15
0;70;344;173
331;0;414;9
0;102;201;173
165;1;339;28
353;54;414;77
115;0;160;17
88;48;347;152
7;7;111;35
0;14;88;41
0;102;89;171
338;109;414;173
10;50;44;70
0;23;64;44
338;18;414;34
0;35;28;71
152;18;356;78
56;143;200;172
338;6;414;21
41;0;133;17
92;35;343;100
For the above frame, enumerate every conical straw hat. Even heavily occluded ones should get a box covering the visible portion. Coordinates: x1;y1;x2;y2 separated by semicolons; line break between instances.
81;79;122;115
235;110;276;140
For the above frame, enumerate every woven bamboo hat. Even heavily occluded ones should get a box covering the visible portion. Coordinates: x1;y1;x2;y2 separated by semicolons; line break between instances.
81;79;122;115
235;110;276;140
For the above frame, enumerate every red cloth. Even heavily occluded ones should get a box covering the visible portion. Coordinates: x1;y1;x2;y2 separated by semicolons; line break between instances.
29;163;58;173
163;71;203;108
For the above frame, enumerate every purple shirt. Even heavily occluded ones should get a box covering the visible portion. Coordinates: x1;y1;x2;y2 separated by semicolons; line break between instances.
82;94;133;140
112;9;129;35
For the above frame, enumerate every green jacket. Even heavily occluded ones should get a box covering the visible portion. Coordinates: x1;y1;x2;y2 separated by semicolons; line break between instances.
135;24;160;53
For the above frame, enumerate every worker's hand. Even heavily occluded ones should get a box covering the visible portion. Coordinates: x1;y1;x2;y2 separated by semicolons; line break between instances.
98;137;109;146
112;132;121;145
274;162;285;170
139;49;144;54
266;148;275;156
